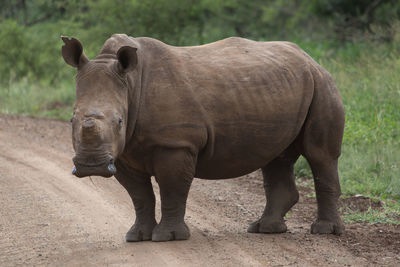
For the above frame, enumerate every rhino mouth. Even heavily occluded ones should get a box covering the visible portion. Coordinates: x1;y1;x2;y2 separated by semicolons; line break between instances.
72;155;116;178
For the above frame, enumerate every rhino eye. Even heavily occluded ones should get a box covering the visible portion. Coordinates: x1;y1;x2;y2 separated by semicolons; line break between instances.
70;117;73;123
118;118;123;127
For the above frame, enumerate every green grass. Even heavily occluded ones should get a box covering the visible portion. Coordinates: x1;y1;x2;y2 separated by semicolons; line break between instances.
327;44;399;201
293;39;400;223
341;199;400;225
294;40;400;202
328;51;400;201
0;79;74;120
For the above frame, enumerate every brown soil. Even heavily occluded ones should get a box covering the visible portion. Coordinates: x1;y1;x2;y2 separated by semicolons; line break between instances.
0;114;399;266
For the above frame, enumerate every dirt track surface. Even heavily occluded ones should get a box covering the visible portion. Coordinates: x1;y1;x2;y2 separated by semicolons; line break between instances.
0;114;399;266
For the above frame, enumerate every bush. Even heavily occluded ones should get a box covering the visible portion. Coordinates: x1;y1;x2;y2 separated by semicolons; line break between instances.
0;20;30;85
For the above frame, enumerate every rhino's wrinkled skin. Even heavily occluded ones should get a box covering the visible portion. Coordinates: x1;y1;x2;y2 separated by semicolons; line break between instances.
62;34;345;242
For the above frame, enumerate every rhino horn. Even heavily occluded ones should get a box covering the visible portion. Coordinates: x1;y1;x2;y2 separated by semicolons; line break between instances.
81;119;101;144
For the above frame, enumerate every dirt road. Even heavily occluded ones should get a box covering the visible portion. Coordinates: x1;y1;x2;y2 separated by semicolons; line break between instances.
0;114;399;266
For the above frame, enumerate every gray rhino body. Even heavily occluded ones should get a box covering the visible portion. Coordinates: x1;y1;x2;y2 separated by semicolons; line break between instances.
62;34;345;242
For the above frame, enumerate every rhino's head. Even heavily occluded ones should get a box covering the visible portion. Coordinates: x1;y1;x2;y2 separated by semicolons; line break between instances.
61;37;137;178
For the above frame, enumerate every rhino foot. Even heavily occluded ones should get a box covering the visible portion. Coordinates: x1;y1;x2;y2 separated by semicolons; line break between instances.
247;218;287;233
151;221;190;242
310;219;344;235
126;220;157;242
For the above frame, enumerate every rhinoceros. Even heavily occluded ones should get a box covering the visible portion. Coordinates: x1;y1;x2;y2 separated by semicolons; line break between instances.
61;34;345;242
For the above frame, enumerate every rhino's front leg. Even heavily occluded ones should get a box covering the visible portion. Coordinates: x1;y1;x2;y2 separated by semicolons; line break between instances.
152;149;195;242
114;161;157;242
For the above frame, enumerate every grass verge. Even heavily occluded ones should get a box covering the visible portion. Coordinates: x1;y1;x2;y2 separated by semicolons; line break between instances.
341;198;400;225
0;79;74;120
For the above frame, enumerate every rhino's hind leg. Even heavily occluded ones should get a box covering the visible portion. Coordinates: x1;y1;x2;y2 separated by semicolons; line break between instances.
152;149;195;242
301;72;345;235
248;148;300;234
114;162;157;242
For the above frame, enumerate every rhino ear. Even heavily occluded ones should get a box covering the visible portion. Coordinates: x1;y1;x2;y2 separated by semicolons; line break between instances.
117;46;138;73
61;36;89;68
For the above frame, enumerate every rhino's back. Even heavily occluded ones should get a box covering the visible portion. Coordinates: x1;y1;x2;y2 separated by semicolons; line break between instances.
134;37;316;178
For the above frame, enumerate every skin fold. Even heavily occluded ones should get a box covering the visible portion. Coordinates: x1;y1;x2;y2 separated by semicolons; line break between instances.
62;34;345;242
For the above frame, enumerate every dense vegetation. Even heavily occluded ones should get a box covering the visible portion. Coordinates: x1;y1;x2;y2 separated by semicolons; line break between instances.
0;1;399;217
